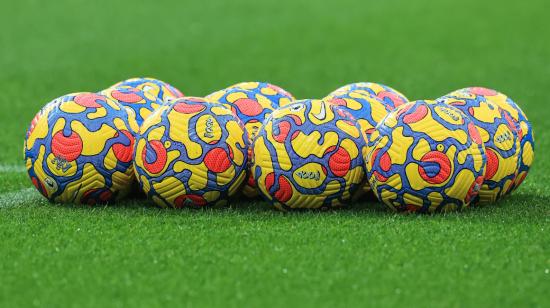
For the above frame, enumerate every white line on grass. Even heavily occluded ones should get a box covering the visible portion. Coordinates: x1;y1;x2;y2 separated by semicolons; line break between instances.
0;164;26;173
0;187;41;208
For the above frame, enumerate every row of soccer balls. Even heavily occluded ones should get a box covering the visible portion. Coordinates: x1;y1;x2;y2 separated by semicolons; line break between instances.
24;78;534;213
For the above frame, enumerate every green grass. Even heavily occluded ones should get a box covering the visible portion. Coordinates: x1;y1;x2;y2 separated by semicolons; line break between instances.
1;0;549;307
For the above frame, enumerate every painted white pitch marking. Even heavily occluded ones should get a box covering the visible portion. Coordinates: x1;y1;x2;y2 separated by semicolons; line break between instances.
0;164;26;173
0;187;42;208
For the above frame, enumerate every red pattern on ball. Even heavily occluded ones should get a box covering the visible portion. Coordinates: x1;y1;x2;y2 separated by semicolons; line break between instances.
468;122;483;145
111;90;143;103
373;171;388;182
265;173;292;203
465;175;484;203
142;140;167;174
74;93;104;108
396;103;414;118
406;204;422;212
326;146;351;177
247;173;256;186
31;177;47;197
418;151;452;184
379;151;392;172
174;194;207;207
484;149;499;180
288;114;303;125
234;98;263;117
51;131;83;162
204;148;232;173
173;102;206;114
27;113;41;137
469;87;498;96
273;121;291;143
378;91;406;108
503;110;522;139
403;104;428;124
328;98;346;107
274;175;292;203
265;172;275;191
112;130;134;163
82;188;113;205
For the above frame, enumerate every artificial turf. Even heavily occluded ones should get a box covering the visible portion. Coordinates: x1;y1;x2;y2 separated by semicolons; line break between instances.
0;0;548;307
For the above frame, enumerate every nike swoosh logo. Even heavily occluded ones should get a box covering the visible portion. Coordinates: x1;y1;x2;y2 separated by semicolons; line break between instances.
312;100;326;120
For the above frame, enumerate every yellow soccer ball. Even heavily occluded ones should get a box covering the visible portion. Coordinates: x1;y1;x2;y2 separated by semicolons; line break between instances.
252;99;366;210
366;100;486;213
133;97;248;208
447;87;534;192
24;93;138;204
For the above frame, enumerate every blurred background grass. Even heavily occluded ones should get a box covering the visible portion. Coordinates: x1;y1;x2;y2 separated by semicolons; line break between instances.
0;0;549;307
1;0;548;164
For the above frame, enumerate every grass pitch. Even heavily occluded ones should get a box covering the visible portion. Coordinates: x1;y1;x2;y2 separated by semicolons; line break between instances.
1;0;549;307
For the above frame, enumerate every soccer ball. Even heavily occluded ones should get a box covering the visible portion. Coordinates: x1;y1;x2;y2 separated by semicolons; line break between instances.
207;87;280;199
325;90;393;194
365;100;486;213
100;87;165;126
110;77;184;103
211;81;294;108
252;99;366;211
24;93;138;205
327;82;409;110
448;87;534;191
133;97;248;208
438;95;521;204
